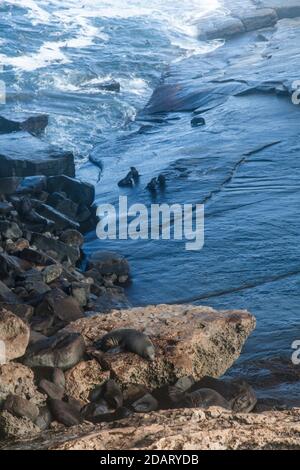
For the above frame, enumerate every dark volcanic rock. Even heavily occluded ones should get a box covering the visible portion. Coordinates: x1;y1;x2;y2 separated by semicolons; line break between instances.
95;79;121;92
15;175;47;195
47;175;95;207
0;281;19;303
18;248;55;266
34;202;80;231
30;233;80;265
0;201;13;214
35;287;83;324
0;114;48;136
59;229;84;248
88;251;130;278
47;192;78;219
23;332;86;370
0;132;75;178
0;221;22;240
0;303;33;322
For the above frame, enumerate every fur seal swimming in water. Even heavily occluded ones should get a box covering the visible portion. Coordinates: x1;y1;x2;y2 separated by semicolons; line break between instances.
96;328;155;361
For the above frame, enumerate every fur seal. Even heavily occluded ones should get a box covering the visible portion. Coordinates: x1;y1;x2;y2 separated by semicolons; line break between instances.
118;167;139;188
90;379;123;409
132;393;158;413
96;328;155;361
169;383;231;410
190;376;257;413
146;177;158;192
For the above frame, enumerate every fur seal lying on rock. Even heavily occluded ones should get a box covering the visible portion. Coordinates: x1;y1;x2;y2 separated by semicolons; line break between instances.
169;375;257;412
96;328;155;361
90;379;123;409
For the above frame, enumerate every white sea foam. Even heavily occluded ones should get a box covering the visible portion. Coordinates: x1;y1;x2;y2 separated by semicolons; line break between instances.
0;0;220;71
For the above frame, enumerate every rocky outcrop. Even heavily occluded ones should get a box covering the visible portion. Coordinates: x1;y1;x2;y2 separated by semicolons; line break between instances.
197;1;300;40
254;0;300;18
0;115;48;137
65;304;255;390
2;407;300;450
0;132;75;178
0;309;30;361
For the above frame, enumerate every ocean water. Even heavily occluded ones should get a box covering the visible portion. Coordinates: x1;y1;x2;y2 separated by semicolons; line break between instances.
0;0;220;160
1;0;300;406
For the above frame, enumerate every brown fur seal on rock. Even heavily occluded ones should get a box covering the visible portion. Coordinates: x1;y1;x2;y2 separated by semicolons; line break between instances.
169;383;231;410
96;328;155;361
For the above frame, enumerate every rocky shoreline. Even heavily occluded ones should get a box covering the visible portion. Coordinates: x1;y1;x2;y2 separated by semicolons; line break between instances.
0;115;259;447
1;0;300;450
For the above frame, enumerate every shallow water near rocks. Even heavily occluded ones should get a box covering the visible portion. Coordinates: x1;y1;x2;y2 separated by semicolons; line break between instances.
1;0;300;406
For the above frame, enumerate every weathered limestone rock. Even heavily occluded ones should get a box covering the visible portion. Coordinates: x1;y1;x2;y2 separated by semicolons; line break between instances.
197;15;245;40
65;304;255;390
0;363;45;407
0;132;75;178
0;410;40;439
65;360;110;403
0;309;30;361
4;407;300;450
238;8;278;31
255;0;300;18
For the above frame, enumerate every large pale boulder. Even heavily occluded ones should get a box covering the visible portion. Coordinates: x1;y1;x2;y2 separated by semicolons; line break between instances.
0;309;30;362
64;304;256;390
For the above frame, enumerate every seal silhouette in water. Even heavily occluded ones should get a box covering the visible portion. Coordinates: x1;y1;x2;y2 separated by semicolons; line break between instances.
96;328;155;361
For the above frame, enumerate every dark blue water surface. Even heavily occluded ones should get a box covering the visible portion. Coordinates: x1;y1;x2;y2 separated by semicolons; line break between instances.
1;0;300;404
